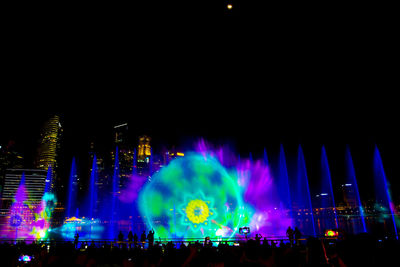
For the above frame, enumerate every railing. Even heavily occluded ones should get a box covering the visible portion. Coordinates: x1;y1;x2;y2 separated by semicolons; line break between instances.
0;235;339;249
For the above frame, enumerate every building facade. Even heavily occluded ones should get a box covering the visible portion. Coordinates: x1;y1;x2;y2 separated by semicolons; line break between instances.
0;169;47;214
111;123;134;189
136;135;151;176
0;142;24;195
35;115;62;190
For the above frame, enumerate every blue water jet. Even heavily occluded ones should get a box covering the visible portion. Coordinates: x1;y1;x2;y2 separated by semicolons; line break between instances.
344;146;367;233
44;165;52;193
149;148;153;175
318;146;339;232
66;158;78;218
132;148;137;175
110;147;120;240
130;148;139;229
373;145;398;240
278;144;292;212
89;155;98;220
293;145;316;236
263;148;269;166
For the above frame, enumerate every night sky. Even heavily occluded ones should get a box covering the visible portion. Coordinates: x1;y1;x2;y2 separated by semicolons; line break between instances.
1;2;399;201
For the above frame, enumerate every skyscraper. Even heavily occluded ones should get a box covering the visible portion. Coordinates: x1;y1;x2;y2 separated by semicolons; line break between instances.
342;183;357;207
35;115;62;190
0;169;47;215
0;141;24;194
111;123;134;188
113;123;128;147
1;169;47;203
137;135;151;162
137;135;151;175
88;141;107;204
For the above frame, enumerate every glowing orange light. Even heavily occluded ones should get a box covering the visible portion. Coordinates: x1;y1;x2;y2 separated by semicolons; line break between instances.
227;4;233;10
325;230;338;237
65;217;82;223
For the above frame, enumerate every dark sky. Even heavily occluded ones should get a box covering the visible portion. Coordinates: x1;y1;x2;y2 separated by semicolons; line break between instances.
1;2;399;200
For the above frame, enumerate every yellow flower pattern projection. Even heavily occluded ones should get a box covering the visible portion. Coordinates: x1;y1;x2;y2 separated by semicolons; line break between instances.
185;199;212;224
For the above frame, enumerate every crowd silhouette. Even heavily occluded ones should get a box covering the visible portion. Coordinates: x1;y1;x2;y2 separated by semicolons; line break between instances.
1;231;399;266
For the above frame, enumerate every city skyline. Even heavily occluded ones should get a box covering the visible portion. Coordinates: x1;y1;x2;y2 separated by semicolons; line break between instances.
1;1;399;216
1;3;399;263
1;110;399;203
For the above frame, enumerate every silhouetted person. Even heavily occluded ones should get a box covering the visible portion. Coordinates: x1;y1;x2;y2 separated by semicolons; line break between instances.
128;231;133;241
74;232;79;248
204;236;212;247
147;229;155;247
286;226;294;246
118;231;124;242
294;227;302;246
133;233;138;246
140;230;146;248
255;233;262;245
128;231;134;248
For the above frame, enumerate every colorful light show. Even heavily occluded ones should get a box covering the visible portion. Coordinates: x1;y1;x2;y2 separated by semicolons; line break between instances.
50;217;104;240
1;141;399;242
137;142;293;240
138;152;245;239
30;192;57;239
1;174;56;240
236;157;293;237
8;182;35;239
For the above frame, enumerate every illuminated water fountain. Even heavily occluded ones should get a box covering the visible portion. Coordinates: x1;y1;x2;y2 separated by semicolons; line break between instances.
277;144;292;215
292;145;316;236
66;158;78;218
344;146;366;234
373;146;399;239
314;146;338;235
136;142;298;240
110;147;120;240
8;174;34;240
5;140;399;242
89;154;98;221
2;171;57;240
138;152;245;240
44;165;52;193
263;148;269;166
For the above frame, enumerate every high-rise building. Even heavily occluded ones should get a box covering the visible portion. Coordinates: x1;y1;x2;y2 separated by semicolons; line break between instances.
137;135;151;162
88;141;108;202
0;169;54;235
0;169;47;214
164;150;185;165
0;142;24;194
35;115;62;190
113;123;129;147
111;123;134;188
111;149;134;188
137;135;151;175
342;183;357;207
